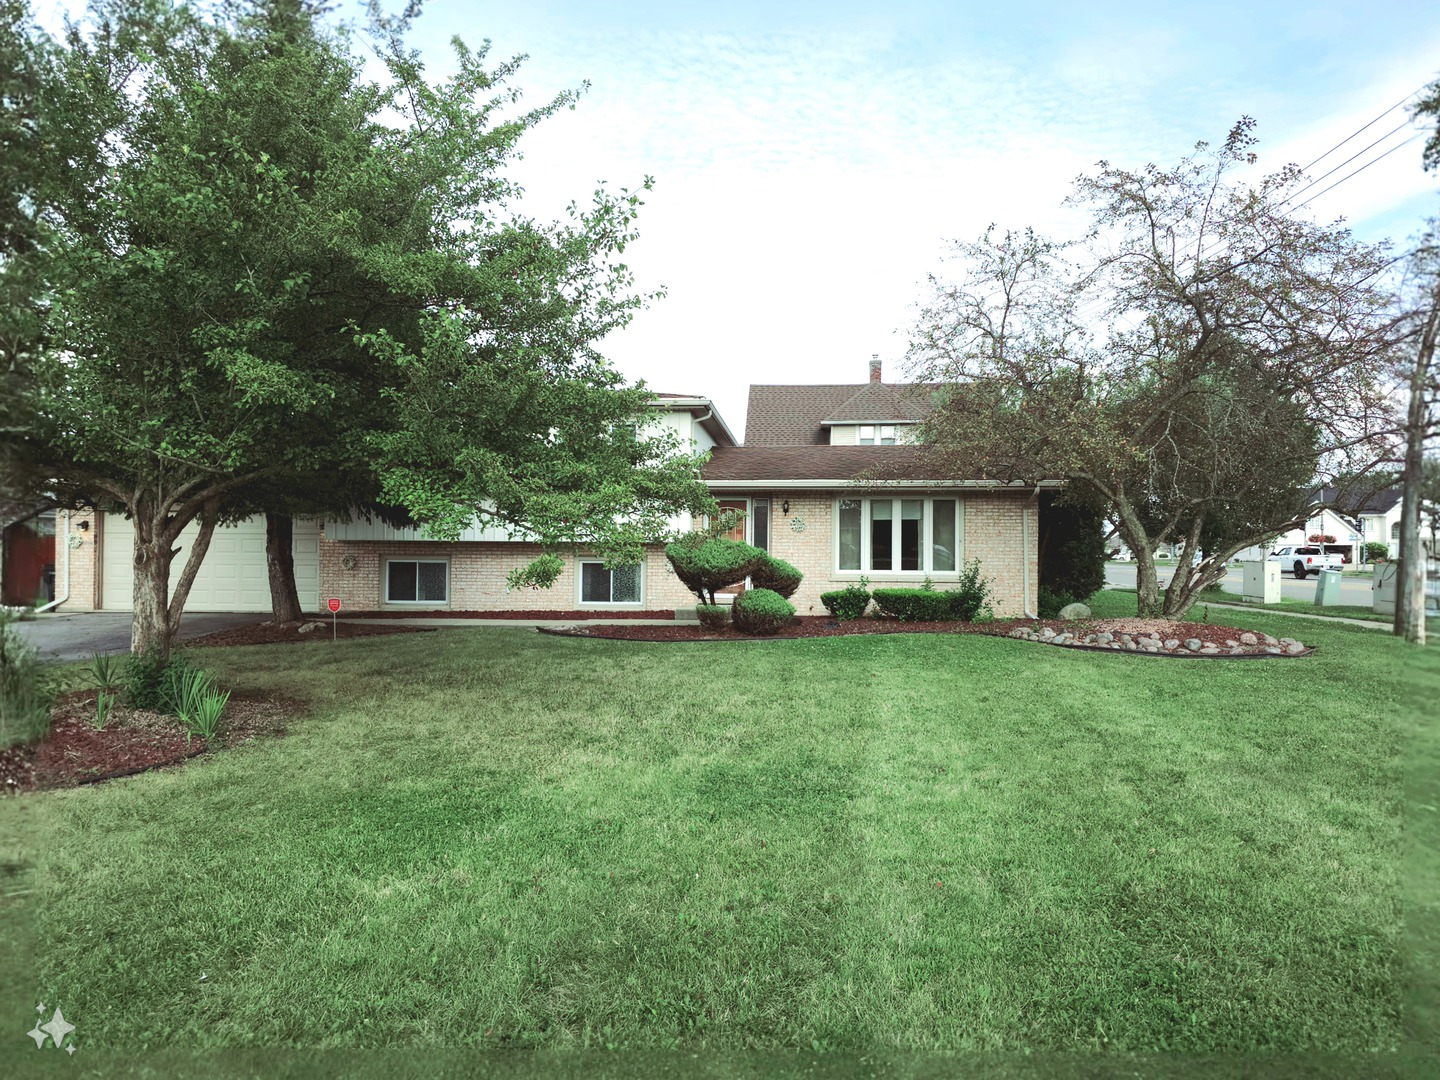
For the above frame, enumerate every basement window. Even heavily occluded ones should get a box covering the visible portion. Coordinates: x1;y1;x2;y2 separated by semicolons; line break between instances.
579;562;643;606
386;560;448;603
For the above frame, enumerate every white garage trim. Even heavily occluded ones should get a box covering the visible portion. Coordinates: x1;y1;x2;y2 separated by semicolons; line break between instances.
100;514;320;614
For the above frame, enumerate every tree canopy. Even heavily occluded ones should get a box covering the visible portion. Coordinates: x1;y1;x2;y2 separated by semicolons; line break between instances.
23;0;711;655
909;120;1398;617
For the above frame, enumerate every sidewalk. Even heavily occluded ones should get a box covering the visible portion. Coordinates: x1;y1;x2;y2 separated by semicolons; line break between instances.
1198;600;1389;631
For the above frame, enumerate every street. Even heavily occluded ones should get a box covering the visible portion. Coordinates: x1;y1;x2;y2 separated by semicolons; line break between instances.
1104;561;1376;606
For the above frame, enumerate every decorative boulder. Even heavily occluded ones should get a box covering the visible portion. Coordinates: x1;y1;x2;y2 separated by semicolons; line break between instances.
1057;602;1092;620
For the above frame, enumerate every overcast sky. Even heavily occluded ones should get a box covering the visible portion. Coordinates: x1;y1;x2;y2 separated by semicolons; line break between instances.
38;1;1440;438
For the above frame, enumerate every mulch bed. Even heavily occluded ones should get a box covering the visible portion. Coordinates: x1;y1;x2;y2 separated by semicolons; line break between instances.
341;609;673;620
541;615;1314;657
186;620;435;648
1;689;303;795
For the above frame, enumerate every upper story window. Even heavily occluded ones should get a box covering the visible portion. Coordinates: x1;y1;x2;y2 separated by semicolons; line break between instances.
858;425;897;445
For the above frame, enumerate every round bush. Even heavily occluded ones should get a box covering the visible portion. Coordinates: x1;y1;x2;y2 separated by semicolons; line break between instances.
731;588;795;636
751;556;803;599
696;604;730;630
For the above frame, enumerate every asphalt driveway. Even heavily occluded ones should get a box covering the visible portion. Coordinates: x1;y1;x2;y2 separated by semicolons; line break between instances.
13;612;266;662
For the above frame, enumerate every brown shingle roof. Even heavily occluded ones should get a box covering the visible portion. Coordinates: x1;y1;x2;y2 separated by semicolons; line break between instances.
744;383;938;445
704;445;974;483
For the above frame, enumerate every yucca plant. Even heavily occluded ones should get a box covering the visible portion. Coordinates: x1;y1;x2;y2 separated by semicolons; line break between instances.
181;687;229;745
87;651;123;693
93;691;116;731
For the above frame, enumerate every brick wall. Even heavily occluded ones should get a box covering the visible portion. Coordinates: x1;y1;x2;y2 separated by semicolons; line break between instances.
725;490;1038;617
58;508;101;611
318;533;697;613
316;491;1039;617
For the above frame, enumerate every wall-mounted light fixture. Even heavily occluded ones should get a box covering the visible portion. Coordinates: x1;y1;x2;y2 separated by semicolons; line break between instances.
78;520;91;532
781;500;790;516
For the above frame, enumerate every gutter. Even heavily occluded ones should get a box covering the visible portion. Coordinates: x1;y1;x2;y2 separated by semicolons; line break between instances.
1021;493;1038;618
34;511;69;614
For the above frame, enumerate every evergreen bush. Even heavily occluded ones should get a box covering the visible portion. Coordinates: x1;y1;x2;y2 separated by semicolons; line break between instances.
731;588;795;635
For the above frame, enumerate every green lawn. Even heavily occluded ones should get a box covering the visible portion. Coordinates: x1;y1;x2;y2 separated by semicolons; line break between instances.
2;600;1433;1069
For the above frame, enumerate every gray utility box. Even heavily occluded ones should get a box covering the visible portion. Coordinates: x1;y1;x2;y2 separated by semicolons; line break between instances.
1373;560;1440;616
1314;569;1343;607
1242;561;1280;604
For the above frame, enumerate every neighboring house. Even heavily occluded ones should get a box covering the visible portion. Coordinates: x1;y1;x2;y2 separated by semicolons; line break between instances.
48;363;1047;616
1237;487;1433;564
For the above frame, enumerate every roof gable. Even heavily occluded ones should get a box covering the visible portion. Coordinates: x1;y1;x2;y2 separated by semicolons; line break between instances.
745;383;938;445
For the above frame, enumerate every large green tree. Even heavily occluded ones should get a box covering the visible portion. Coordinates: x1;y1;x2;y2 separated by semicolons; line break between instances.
27;0;710;657
909;121;1397;618
0;0;44;522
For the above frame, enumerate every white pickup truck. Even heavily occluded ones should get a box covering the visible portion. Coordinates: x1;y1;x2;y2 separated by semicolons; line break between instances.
1268;545;1345;579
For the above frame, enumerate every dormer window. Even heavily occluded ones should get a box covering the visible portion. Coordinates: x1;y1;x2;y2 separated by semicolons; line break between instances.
859;425;897;446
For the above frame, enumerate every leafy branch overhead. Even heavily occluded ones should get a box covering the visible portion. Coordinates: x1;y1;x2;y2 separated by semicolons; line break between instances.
910;119;1401;618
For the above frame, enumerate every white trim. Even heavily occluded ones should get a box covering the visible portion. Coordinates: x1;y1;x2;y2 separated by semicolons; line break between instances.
706;479;1062;490
832;495;963;577
575;559;645;608
383;557;450;605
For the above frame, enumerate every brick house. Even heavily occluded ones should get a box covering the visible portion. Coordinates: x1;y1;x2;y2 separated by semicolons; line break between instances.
49;361;1045;617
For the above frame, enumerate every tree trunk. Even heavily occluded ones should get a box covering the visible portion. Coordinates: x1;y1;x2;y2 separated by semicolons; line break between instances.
1396;285;1438;645
265;512;303;623
1113;497;1163;616
131;530;173;662
129;502;220;661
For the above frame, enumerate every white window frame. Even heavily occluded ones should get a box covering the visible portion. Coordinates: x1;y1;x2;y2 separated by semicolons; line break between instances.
832;496;963;578
857;424;899;446
384;558;450;605
576;559;645;608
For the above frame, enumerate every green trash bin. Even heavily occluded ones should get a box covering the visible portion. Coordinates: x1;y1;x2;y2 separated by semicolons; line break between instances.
1314;569;1343;607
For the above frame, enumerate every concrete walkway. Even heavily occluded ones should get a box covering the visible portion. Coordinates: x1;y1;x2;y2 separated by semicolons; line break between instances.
1199;600;1389;631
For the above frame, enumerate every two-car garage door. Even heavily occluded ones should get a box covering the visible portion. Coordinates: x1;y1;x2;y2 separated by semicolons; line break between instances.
100;515;320;613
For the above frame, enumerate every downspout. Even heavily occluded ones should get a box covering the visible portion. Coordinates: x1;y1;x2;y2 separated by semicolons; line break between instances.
1021;493;1038;618
35;511;69;613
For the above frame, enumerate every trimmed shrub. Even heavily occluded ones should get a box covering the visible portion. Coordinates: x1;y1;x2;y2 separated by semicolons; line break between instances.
1363;541;1389;563
751;556;803;600
870;561;993;623
871;588;952;622
696;604;730;630
820;582;871;621
665;536;769;605
731;588;795;635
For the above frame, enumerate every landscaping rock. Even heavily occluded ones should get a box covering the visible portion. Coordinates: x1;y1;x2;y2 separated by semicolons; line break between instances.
1239;632;1258;645
1184;638;1202;652
1058;602;1092;620
1286;643;1305;655
1095;632;1114;644
1265;646;1282;655
1264;634;1280;647
1164;638;1180;650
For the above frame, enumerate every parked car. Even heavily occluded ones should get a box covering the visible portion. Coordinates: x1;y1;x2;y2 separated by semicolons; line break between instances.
1268;545;1344;579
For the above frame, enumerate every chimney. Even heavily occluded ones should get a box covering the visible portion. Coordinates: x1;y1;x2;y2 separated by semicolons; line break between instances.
869;354;882;383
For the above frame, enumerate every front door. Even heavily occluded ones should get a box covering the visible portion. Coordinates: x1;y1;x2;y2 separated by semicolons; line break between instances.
714;499;748;600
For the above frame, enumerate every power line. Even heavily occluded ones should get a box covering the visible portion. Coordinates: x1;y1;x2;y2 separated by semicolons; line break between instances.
1291;132;1425;213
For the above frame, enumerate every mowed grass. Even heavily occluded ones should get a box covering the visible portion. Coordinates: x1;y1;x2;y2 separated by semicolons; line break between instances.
1;599;1426;1057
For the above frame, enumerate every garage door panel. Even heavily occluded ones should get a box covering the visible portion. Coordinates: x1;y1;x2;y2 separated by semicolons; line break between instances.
101;514;317;613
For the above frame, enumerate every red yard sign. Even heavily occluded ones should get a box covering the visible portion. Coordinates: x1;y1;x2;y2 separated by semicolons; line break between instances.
327;598;341;613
